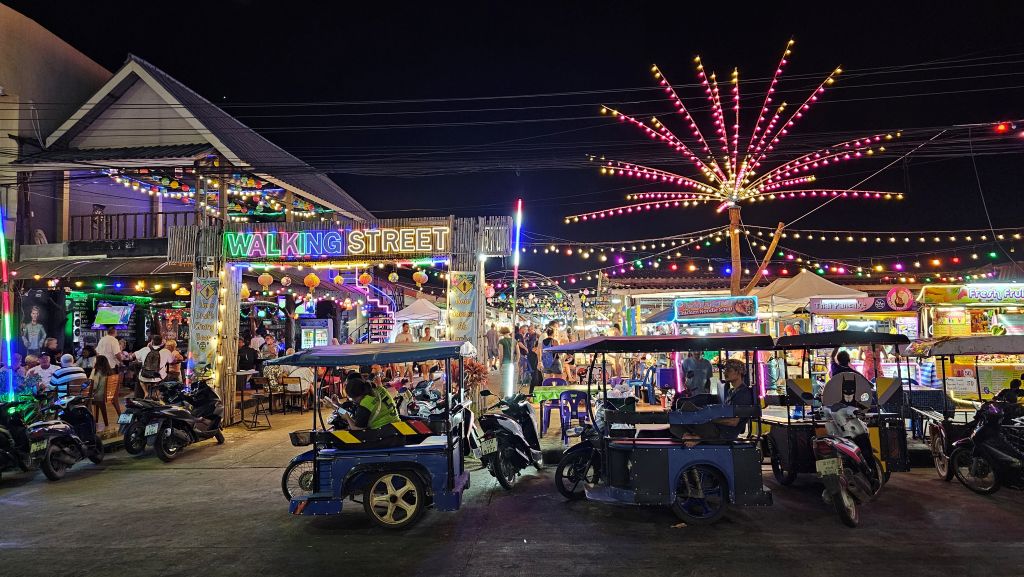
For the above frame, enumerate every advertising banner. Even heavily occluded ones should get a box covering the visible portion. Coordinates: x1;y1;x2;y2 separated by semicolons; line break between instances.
673;296;757;323
188;277;219;369
921;284;1024;305
447;271;478;343
809;292;916;315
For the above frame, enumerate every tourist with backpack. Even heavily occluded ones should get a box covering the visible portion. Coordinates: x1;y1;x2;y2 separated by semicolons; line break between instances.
541;328;562;379
134;334;173;398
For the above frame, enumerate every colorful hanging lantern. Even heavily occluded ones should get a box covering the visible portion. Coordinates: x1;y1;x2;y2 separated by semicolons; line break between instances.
387;272;399;283
240;283;251;300
257;272;274;289
303;273;320;292
412;270;428;286
485;285;495;299
280;276;292;287
358;272;372;286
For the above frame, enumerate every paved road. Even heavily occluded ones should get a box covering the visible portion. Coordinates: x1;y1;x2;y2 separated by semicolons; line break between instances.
2;414;1023;577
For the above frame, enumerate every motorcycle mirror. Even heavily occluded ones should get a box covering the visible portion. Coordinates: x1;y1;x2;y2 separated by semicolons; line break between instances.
480;390;493;397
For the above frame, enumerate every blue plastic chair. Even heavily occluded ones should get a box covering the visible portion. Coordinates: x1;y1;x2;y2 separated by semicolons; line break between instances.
540;378;568;435
559;390;591;445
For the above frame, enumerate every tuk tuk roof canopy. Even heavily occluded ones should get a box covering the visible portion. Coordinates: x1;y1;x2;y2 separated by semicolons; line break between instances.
903;336;1024;357
774;330;910;351
546;333;775;354
264;341;476;367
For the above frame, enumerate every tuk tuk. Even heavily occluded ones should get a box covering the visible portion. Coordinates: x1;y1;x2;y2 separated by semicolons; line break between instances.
765;330;911;485
547;334;774;525
267;341;474;530
904;335;1024;481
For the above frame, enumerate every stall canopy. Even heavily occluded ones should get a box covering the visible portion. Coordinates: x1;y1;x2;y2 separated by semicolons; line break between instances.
904;335;1024;357
265;340;476;366
775;330;909;350
754;269;867;305
395;298;443;323
547;333;775;354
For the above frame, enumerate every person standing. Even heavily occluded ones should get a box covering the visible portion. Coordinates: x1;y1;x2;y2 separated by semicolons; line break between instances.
497;327;518;397
134;335;172;398
237;337;259;372
165;339;184;382
76;345;97;374
421;326;435;342
96;326;121;370
527;330;542;394
485;324;499;371
541;328;562;379
393;323;414;378
89;355;117;427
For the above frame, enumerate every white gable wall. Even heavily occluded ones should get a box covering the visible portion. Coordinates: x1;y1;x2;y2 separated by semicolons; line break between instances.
70;78;205;149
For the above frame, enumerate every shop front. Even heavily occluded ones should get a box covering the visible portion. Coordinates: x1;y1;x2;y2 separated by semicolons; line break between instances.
806;287;919;381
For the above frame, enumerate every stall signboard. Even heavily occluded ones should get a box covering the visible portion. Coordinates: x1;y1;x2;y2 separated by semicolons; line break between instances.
189;277;219;368
933;308;971;337
920;284;1024;305
223;226;450;261
447;271;478;342
946;362;1024;396
672;296;757;323
809;294;916;315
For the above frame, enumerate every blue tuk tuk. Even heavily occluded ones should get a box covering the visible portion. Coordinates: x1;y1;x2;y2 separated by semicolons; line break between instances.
547;334;774;525
267;341;474;529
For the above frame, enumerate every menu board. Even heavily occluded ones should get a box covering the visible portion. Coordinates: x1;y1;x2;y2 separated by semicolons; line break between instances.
934;309;970;337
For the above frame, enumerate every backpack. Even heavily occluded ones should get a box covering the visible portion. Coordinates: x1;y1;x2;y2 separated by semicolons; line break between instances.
140;345;164;379
541;338;557;370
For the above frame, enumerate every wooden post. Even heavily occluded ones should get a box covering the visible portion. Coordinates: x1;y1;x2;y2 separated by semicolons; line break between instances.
741;222;785;295
59;170;71;242
284;190;294;223
729;205;742;296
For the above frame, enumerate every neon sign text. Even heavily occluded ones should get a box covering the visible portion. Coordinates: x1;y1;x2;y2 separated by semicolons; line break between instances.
224;226;450;261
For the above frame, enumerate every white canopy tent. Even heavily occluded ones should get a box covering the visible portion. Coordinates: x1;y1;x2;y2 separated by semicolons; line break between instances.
394;298;444;323
755;269;868;307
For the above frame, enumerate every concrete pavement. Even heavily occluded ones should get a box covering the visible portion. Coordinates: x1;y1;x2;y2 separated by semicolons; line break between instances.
2;411;1024;577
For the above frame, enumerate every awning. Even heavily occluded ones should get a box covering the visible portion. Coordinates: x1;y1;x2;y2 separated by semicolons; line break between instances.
774;330;909;350
546;333;774;354
12;144;213;169
265;341;477;366
11;257;191;278
904;336;1024;357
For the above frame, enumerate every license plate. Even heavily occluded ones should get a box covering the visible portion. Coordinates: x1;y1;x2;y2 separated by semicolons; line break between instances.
816;457;841;476
144;422;160;437
118;413;133;424
30;441;47;454
480;437;498;456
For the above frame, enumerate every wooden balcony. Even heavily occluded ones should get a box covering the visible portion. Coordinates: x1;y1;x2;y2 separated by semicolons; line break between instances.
70;211;218;241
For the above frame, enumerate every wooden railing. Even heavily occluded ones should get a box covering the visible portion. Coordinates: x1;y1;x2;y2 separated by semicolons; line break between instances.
70;212;218;241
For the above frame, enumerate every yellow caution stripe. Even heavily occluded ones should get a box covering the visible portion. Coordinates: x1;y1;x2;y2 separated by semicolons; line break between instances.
391;421;417;436
332;430;362;444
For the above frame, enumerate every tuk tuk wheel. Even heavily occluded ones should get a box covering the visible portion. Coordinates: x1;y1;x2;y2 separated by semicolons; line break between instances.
282;460;316;501
671;465;728;525
767;438;797;486
555;450;598;500
363;471;426;530
930;432;952;481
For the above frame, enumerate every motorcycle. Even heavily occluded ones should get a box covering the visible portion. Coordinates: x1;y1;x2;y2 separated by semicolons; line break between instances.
28;391;105;481
477;390;543;490
0;394;45;480
949;401;1024;495
146;377;225;462
811;389;882;528
554;401;608;501
118;381;186;455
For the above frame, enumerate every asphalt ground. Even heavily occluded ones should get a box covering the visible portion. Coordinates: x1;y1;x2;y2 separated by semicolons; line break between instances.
2;412;1024;577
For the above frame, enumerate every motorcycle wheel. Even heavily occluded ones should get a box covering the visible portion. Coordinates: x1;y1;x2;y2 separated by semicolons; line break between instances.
833;480;859;528
40;441;68;481
88;437;104;465
950;447;1000;495
767;438;797;486
123;424;146;455
281;460;315;501
363;471;426;530
215;431;225;445
489;447;518;490
931;433;952;481
154;424;185;463
555;450;597;500
671;465;728;525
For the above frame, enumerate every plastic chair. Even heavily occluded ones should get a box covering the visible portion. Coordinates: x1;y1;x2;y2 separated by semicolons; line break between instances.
559;390;591;445
539;378;567;435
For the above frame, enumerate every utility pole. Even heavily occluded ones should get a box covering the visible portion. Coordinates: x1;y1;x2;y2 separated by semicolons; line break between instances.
728;205;742;296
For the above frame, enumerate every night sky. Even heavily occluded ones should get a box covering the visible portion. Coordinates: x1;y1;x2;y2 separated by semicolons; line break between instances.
7;1;1024;281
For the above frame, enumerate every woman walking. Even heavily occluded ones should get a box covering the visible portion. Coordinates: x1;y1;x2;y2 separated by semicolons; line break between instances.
90;355;119;427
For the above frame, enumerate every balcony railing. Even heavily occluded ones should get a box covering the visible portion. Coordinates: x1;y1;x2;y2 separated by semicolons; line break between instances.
70;211;219;241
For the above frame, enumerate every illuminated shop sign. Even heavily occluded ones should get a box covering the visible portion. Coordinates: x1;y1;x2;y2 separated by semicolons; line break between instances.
673;296;758;323
224;226;450;261
921;284;1024;305
809;291;916;315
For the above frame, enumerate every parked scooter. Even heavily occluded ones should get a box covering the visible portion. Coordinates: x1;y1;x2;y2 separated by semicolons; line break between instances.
0;394;43;481
811;386;882;528
554;398;607;500
28;391;105;480
118;381;186;455
477;390;543;490
146;374;225;462
949;401;1024;495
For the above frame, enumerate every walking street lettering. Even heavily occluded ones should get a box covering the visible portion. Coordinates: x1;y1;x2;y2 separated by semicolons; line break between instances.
224;226;450;261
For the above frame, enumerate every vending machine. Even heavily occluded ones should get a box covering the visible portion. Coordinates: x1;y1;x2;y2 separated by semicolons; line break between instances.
299;318;333;350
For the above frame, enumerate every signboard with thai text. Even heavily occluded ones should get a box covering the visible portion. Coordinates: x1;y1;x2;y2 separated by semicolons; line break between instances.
447;271;478;343
188;277;219;369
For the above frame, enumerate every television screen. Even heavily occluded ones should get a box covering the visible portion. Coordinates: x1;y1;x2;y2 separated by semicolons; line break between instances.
92;302;135;329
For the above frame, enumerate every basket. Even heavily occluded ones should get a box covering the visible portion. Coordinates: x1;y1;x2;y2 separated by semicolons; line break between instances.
289;429;315;447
